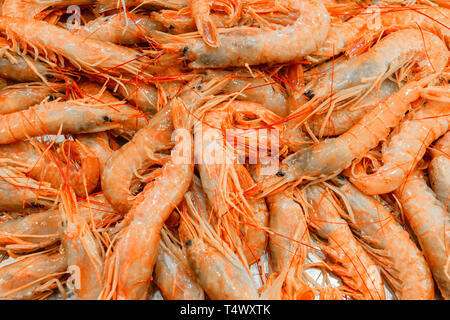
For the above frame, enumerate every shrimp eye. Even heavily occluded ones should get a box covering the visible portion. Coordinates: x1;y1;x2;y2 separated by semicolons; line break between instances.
337;175;345;181
103;116;112;122
47;94;55;101
197;85;203;90
182;46;189;56
169;25;174;30
185;240;192;247
304;90;315;100
276;171;285;177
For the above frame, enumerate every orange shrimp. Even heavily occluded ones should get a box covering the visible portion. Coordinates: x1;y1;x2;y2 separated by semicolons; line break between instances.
0;49;50;82
180;191;259;300
76;132;114;177
177;0;330;67
428;131;450;210
59;187;105;300
191;0;220;47
395;168;450;299
100;97;194;300
0;166;58;212
248;164;314;300
195;100;284;265
0;193;120;254
334;176;435;300
95;0;189;13
305;184;385;300
0;82;64;115
2;0;94;18
314;5;450;58
76;13;165;45
0;16;154;79
0;140;100;197
249;72;444;199
347;100;449;195
113;80;158;115
0;98;138;145
153;227;205;300
0;250;67;300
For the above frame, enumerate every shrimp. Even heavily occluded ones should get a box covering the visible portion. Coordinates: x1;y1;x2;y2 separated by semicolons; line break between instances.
2;0;94;18
76;132;114;176
334;176;435;300
428;131;450;210
395;168;450;299
296;29;448;115
195;100;283;265
0;140;100;197
0;98;138;145
101;76;224;213
307;80;399;137
59;187;105;300
313;5;450;58
0;49;50;82
180;191;259;300
0;16;154;79
113;80;158;115
76;13;165;45
176;0;330;67
100;97;194;300
248;76;439;198
191;0;220;47
0;250;67;300
0;82;64;115
0;166;58;212
153;227;205;300
95;0;189;13
347;100;449;195
305;184;385;300
205;69;289;117
0;193;120;254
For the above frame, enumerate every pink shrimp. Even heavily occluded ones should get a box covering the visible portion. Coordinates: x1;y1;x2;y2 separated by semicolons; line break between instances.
334;176;435;300
305;183;386;300
100;97;194;300
177;0;330;67
0;82;64;115
428;131;450;210
347;100;449;195
395;168;450;299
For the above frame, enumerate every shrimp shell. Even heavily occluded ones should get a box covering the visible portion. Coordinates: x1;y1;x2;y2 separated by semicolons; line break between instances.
428;131;450;210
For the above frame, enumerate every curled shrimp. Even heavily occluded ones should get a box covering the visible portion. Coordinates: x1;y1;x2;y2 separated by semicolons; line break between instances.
0;249;67;300
347;100;449;195
173;0;330;67
304;184;385;300
2;0;94;18
100;97;194;300
428;131;450;210
0;82;64;115
395;168;450;299
76;13;165;45
249;75;440;198
76;132;114;177
333;176;435;300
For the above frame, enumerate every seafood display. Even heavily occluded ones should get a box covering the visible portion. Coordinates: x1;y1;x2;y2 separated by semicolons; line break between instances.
0;0;448;301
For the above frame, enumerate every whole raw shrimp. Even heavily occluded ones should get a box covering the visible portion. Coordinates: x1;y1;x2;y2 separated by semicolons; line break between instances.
334;176;435;300
59;187;105;300
175;0;330;67
153;227;205;300
180;192;259;300
0;98;138;145
100;98;194;300
428;131;450;210
395;168;450;299
0;82;64;115
0;48;51;82
76;132;114;177
2;0;94;18
347;100;449;195
0;166;58;212
95;0;189;13
0;249;67;300
304;183;385;300
76;13;165;45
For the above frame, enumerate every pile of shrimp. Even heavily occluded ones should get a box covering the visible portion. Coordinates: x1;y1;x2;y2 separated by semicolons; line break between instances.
0;0;448;300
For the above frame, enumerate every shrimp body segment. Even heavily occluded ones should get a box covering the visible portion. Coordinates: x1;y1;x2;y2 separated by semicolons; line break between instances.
428;132;450;210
